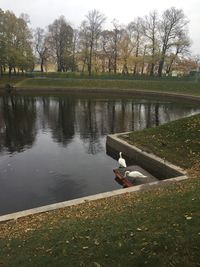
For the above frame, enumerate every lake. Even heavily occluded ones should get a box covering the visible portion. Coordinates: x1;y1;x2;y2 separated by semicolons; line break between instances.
0;94;199;215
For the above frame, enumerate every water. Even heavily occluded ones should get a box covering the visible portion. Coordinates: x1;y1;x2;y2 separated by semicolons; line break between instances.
0;94;199;215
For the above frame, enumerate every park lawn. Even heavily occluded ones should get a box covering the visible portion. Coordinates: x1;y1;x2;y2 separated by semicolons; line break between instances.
0;75;200;266
122;113;200;176
0;76;26;87
0;178;200;267
17;77;200;97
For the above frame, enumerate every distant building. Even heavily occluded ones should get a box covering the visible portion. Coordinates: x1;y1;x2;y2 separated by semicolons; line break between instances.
171;70;178;77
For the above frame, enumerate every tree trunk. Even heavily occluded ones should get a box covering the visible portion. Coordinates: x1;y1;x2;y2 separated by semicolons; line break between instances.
41;58;44;72
158;57;164;77
141;46;147;75
150;41;155;76
88;57;92;76
122;63;129;75
133;64;137;75
167;51;178;75
88;42;93;76
114;52;117;74
8;66;12;77
167;60;174;75
82;57;87;73
150;63;155;76
108;58;111;73
57;59;62;72
0;66;3;77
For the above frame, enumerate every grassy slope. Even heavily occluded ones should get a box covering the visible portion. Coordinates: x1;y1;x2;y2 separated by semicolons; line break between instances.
17;78;200;96
0;178;199;267
0;76;26;87
122;114;200;173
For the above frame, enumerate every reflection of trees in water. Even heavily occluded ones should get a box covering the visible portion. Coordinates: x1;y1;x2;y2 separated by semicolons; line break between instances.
40;97;51;129
75;99;104;154
46;98;75;146
141;103;160;128
0;95;199;155
0;96;36;153
40;97;200;155
105;101;162;132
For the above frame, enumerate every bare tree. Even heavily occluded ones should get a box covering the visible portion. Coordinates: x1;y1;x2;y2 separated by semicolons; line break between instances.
158;7;189;76
166;31;190;74
71;29;78;72
120;27;134;75
112;20;122;74
48;16;73;72
34;28;49;72
100;30;115;72
78;20;90;73
84;10;106;76
143;11;159;76
127;17;144;74
141;44;147;75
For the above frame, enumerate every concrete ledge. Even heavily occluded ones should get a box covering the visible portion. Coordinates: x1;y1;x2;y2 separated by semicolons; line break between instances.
0;133;188;223
0;175;188;223
0;89;193;223
106;133;187;179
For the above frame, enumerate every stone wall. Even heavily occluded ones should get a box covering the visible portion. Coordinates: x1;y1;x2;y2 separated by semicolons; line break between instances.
106;133;186;179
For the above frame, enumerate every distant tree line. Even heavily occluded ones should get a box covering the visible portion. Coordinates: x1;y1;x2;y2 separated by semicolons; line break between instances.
0;7;199;77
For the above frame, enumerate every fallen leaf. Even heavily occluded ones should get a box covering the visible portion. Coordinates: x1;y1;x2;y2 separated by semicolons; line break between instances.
93;262;101;267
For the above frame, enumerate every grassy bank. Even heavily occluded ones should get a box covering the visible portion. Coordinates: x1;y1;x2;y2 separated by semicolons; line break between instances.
122;113;200;176
17;77;200;97
27;71;199;81
0;178;200;267
0;76;26;87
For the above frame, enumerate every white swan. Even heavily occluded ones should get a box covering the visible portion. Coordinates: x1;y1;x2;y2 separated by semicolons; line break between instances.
125;171;147;178
118;152;127;168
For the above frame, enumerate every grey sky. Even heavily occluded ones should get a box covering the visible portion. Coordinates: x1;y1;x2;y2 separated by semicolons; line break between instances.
1;0;200;54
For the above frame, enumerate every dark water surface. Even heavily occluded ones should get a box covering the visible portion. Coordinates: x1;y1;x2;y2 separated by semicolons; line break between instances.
0;94;199;215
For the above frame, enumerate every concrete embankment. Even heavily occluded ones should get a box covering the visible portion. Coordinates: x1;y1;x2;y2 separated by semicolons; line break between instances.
106;133;187;179
0;87;197;223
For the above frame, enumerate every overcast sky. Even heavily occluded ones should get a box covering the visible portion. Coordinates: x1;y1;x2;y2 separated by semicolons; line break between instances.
1;0;200;54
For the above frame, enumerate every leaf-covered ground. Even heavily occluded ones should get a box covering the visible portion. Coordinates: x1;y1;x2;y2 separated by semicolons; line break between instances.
0;178;200;267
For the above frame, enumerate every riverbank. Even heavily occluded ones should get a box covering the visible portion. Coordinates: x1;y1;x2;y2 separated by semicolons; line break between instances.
0;76;26;87
15;77;200;97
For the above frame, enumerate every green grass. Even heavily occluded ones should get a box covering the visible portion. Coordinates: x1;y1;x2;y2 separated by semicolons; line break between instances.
122;114;200;170
0;75;27;87
28;71;199;81
0;178;200;267
17;77;200;97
